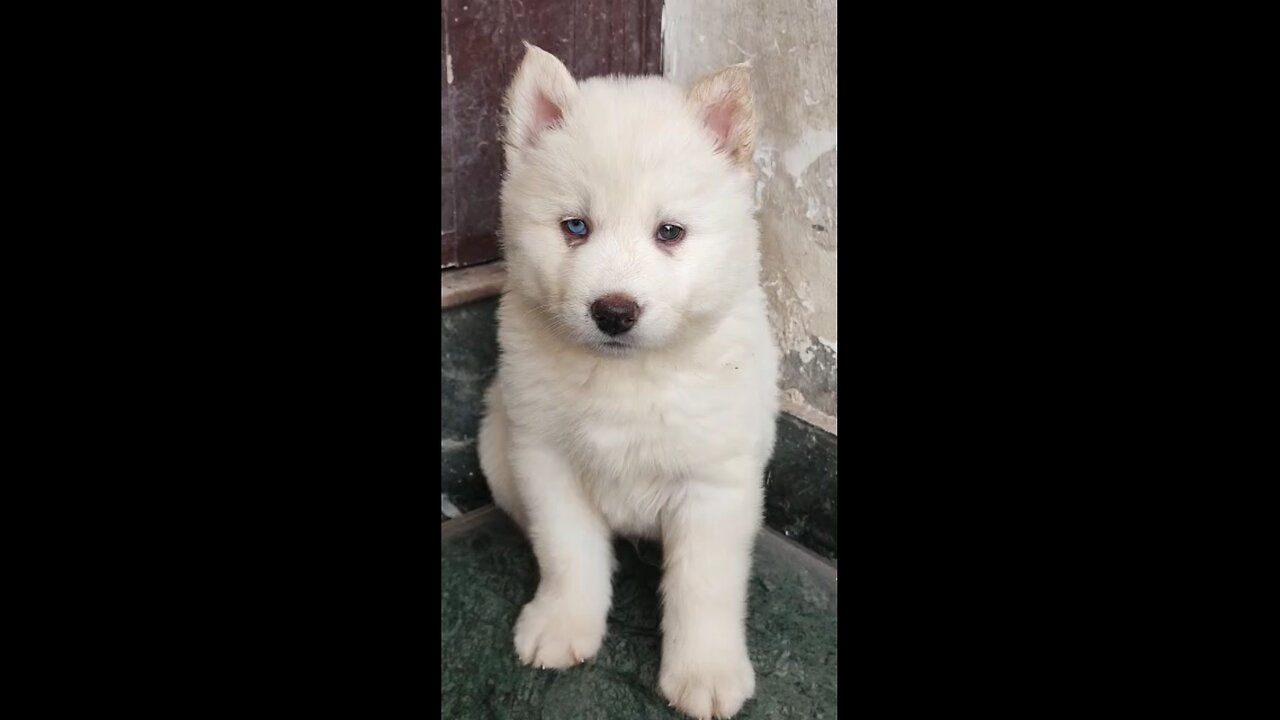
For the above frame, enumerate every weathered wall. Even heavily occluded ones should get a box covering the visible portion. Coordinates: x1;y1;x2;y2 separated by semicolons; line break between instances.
663;0;838;433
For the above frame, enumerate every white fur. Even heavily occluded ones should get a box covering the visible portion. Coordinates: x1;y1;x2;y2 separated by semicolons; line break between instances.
479;44;778;719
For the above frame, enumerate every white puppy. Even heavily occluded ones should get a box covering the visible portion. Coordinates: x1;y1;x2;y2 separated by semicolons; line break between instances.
478;43;779;719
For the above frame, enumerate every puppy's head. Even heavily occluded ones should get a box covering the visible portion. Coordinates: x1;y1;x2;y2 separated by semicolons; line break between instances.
499;43;759;355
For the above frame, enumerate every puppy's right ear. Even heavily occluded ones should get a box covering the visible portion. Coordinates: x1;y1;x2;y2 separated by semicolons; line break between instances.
504;43;577;158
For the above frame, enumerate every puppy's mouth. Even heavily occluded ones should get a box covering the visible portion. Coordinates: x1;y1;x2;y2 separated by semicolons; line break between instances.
594;338;636;355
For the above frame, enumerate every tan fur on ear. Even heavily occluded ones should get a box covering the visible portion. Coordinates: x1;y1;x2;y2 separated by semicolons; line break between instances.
687;64;756;171
503;42;578;159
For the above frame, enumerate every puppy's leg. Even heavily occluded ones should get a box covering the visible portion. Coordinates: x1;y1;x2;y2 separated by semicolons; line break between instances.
510;440;614;669
659;467;762;719
478;383;526;529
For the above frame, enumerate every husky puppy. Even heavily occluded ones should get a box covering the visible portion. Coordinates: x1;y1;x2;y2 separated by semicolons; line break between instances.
478;43;779;719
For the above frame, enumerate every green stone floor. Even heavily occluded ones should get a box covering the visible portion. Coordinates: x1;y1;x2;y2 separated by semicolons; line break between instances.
441;506;838;719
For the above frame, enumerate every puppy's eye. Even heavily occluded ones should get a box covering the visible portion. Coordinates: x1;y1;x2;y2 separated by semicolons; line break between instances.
656;223;685;243
561;218;590;238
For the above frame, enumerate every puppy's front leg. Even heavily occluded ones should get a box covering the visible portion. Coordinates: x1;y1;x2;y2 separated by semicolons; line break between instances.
659;470;762;719
510;441;614;669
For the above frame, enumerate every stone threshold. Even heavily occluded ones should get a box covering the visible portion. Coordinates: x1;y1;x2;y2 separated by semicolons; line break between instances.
781;394;837;436
441;261;506;309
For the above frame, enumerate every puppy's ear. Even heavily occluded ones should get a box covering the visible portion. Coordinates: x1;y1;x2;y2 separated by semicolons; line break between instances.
687;64;756;170
504;42;578;158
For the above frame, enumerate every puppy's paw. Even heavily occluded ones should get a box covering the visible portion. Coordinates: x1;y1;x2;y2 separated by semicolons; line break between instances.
659;646;756;719
513;595;606;669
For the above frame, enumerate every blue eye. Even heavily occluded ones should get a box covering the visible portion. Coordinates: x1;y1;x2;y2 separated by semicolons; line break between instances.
562;218;589;236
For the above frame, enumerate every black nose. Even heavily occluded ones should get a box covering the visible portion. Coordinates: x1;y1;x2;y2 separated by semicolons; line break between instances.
590;294;640;336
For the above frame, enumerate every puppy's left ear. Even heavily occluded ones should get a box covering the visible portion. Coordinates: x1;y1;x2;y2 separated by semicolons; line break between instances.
687;64;756;170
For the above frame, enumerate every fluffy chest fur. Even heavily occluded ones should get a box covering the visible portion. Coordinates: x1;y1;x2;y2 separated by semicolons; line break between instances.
496;292;778;537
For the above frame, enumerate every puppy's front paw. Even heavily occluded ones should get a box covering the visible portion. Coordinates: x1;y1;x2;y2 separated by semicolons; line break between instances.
513;594;606;669
660;645;756;719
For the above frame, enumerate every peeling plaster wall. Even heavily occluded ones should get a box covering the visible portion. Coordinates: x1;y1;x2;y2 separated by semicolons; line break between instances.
663;0;838;431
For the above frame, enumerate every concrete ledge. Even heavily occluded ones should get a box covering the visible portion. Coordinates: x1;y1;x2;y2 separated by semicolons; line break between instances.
441;261;506;309
781;394;838;436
